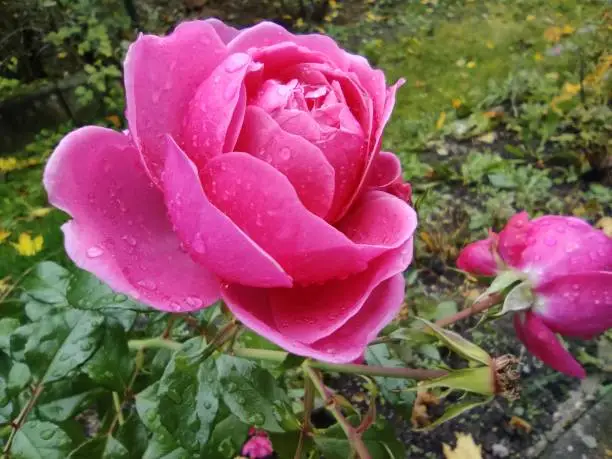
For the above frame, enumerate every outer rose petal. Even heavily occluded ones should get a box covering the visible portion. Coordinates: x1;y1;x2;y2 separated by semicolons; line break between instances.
181;53;253;168
162;137;292;288
228;21;350;70
517;215;612;284
457;235;498;276
222;243;412;362
498;211;531;268
235;106;335;218
535;271;612;338
204;18;239;44
124;20;227;184
200;152;367;284
514;311;586;378
268;240;412;343
44;127;220;311
367;151;402;189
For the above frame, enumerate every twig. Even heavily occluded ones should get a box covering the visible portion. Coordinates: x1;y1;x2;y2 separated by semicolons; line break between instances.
304;364;371;459
294;376;314;459
2;383;44;454
434;292;503;328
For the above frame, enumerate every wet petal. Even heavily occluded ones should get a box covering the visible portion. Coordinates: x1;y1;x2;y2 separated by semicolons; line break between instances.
457;235;498;276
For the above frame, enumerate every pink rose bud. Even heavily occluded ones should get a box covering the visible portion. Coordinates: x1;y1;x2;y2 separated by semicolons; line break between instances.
457;212;612;378
44;19;417;363
242;431;273;458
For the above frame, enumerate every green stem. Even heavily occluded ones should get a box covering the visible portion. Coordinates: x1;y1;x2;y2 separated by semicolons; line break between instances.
304;364;371;459
2;382;44;455
232;347;447;380
128;337;182;352
434;291;503;328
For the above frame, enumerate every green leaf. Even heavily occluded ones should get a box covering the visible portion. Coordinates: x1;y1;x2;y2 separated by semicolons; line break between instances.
68;436;129;458
218;357;292;433
434;301;458;321
416;318;491;365
157;341;219;454
202;415;250;459
38;389;98;423
10;310;105;383
365;344;415;416
315;415;404;459
20;262;71;321
116;414;149;459
8;362;31;395
412;367;494;396
11;421;72;459
0;317;20;352
83;319;133;392
501;281;534;315
413;396;494;431
278;353;306;371
142;437;189;459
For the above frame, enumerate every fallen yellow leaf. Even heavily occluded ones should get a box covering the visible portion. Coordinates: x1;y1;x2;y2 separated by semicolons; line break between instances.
477;132;497;144
105;115;121;128
562;24;575;35
509;415;532;433
436;112;447;130
485;41;495;49
544;26;563;42
443;433;482;459
466;61;476;69
0;230;10;243
12;233;44;256
534;52;543;62
0;157;19;173
29;207;53;218
596;217;612;237
451;98;462;109
526;15;536;22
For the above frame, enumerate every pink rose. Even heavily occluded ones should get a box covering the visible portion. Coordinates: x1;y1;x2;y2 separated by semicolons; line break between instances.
44;19;416;363
242;429;273;458
458;212;612;378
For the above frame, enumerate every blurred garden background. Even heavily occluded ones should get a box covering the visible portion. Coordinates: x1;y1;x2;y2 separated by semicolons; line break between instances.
1;0;611;457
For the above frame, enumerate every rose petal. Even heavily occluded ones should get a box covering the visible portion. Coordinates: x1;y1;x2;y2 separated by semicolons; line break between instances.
204;18;240;43
235;106;335;218
269;240;412;343
514;311;586;378
457;235;498;276
200;152;367;284
274;110;321;142
516;215;612;284
336;190;417;259
367;151;402;189
347;54;387;129
124;21;227;185
497;211;531;268
44;126;220;311
162;137;292;288
228;21;349;70
181;53;253;168
535;271;612;338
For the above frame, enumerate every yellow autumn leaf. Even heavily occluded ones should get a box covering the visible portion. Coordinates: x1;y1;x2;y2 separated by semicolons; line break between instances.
534;52;543;62
544;26;562;42
12;233;44;256
596;217;612;237
0;230;10;243
29;207;53;218
485;41;495;49
562;24;575;35
443;433;482;459
526;14;536;22
105;115;122;128
451;98;462;109
466;61;476;69
436;111;447;130
0;157;19;173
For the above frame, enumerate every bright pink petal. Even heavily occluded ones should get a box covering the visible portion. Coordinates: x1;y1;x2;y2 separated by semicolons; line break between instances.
268;240;412;343
310;273;405;360
347;54;386;130
517;215;612;283
162;137;292;288
514;311;586;378
242;435;273;458
222;243;411;362
274;110;321;142
498;211;531;267
124;21;227;184
336;190;417;259
181;53;253;168
228;21;349;70
367;151;402;188
457;235;498;276
200;152;367;285
44;127;219;312
235;106;335;218
535;271;612;338
250;42;328;79
204;18;239;44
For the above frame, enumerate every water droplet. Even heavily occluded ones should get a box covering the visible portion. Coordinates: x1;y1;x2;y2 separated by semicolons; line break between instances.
225;53;250;72
279;146;292;160
40;429;55;440
247;412;265;426
58;353;70;362
544;236;557;247
193;232;206;254
80;341;93;352
185;296;203;308
236;395;246;404
152;91;160;103
137;280;157;291
226;382;237;393
87;246;104;258
255;213;263;227
166;390;182;404
572;284;580;291
224;82;240;100
203;400;213;410
121;235;137;246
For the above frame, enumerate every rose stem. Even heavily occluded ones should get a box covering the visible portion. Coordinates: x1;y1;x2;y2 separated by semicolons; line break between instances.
434;291;504;328
304;364;371;459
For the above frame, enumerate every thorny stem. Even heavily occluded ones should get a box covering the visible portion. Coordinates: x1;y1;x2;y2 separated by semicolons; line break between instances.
434;292;503;328
128;337;182;352
2;383;44;455
304;364;371;459
231;347;447;380
294;376;315;459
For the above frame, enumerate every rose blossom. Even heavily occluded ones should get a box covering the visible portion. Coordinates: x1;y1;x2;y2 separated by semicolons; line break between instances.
457;212;612;378
44;19;416;363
